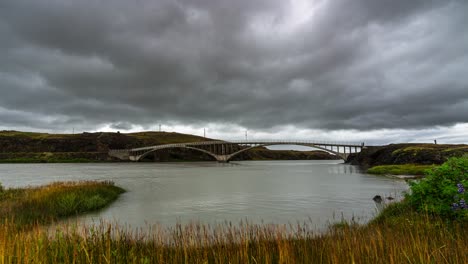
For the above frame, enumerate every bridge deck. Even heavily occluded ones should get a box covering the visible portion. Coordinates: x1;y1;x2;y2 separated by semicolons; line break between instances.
128;140;364;152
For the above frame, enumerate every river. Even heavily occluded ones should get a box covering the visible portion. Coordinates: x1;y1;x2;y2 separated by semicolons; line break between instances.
0;160;408;230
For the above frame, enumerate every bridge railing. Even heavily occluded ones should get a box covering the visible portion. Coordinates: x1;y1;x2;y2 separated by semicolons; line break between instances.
224;140;364;146
122;140;365;152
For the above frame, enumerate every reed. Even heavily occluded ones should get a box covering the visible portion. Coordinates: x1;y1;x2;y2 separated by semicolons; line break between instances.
1;209;467;263
1;180;467;263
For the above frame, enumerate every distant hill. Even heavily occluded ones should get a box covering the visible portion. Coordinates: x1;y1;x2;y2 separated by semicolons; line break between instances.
0;131;338;162
0;131;210;153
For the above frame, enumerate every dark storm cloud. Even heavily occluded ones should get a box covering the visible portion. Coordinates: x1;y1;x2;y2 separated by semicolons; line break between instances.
1;0;467;133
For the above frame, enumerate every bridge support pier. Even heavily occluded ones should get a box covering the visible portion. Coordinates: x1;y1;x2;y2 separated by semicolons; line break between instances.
214;155;231;163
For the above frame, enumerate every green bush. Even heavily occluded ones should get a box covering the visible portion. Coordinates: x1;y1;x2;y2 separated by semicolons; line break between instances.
406;156;468;219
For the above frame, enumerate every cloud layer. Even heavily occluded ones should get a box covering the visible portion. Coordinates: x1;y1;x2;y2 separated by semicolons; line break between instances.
1;0;467;142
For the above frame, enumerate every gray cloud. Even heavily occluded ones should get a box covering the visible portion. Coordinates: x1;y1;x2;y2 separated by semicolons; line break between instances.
0;0;467;139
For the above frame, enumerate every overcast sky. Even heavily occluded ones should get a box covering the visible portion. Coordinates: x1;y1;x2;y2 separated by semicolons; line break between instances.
0;0;467;145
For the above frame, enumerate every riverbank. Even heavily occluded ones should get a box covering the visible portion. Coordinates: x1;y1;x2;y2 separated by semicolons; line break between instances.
367;164;434;176
1;199;466;263
1;158;467;262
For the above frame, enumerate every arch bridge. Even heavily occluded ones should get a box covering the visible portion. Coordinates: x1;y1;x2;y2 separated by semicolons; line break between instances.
109;140;365;162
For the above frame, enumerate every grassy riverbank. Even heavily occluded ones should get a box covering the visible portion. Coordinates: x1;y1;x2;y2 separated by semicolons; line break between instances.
0;181;125;228
1;204;466;263
1;157;467;263
367;164;435;175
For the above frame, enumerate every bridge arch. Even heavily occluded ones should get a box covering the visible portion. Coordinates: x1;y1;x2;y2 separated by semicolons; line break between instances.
136;145;218;161
225;143;346;162
112;140;362;163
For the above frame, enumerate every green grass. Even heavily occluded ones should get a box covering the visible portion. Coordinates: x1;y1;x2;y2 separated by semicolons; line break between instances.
0;181;125;228
367;164;436;175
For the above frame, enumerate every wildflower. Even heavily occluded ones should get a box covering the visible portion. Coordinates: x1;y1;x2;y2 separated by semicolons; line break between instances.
452;203;459;210
457;183;465;194
460;199;466;209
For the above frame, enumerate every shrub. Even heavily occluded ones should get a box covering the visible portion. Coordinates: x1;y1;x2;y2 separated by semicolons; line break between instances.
406;156;468;219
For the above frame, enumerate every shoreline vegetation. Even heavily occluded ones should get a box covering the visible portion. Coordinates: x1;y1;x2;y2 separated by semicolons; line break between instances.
1;156;467;262
366;164;435;176
0;181;125;229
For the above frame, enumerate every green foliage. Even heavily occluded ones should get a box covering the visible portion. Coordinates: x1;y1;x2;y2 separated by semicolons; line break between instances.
406;156;468;219
370;200;414;225
367;164;435;175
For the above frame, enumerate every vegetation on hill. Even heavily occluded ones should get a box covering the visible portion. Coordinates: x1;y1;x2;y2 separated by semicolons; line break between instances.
348;143;468;175
349;143;468;167
0;130;209;153
235;147;340;161
0;130;338;162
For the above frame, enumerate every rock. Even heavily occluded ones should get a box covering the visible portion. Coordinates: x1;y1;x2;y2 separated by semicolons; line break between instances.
373;195;383;203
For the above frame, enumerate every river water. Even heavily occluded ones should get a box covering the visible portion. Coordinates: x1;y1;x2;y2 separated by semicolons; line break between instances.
0;161;408;230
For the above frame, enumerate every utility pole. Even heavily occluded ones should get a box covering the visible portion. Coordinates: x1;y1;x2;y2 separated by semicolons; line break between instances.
204;128;206;138
245;130;248;141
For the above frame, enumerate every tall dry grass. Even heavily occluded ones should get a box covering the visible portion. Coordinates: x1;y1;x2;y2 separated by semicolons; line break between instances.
0;215;466;263
1;181;467;263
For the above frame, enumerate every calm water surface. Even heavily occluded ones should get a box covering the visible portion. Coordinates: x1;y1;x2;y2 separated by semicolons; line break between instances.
0;161;408;230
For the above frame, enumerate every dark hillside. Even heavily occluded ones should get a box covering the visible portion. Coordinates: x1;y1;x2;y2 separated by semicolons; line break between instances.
0;131;209;153
347;143;468;167
0;131;338;162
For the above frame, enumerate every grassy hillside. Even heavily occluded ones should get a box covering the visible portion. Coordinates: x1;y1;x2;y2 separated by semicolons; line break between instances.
347;143;468;175
349;143;468;167
0;131;338;162
0;130;211;153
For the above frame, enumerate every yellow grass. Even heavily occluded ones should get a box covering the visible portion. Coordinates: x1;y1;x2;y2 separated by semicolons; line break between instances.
0;214;467;263
1;181;467;263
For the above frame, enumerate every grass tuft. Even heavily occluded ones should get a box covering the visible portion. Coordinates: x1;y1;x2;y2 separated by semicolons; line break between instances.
367;164;435;175
0;181;125;229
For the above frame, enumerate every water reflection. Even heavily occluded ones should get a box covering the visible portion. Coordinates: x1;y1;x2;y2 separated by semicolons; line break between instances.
327;164;363;174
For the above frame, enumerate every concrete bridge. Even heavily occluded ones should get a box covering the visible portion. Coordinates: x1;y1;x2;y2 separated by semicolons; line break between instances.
109;140;365;162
